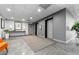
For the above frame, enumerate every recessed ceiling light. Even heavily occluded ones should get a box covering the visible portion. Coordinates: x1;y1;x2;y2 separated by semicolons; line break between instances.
30;17;33;19
22;18;25;21
6;8;11;12
37;8;41;12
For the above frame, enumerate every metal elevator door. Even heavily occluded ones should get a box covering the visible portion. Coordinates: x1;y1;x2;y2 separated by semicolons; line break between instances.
47;20;53;39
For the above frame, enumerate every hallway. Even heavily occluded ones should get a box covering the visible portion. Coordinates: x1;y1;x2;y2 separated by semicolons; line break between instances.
0;4;79;55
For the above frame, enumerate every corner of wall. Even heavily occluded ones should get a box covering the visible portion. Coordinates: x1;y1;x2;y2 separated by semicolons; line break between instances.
66;8;76;43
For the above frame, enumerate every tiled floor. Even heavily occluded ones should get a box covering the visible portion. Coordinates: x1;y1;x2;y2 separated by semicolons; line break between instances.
66;38;79;55
1;35;79;55
22;36;55;52
8;37;34;55
7;36;67;55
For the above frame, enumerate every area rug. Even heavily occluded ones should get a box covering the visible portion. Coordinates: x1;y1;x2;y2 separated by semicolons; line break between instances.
24;35;55;52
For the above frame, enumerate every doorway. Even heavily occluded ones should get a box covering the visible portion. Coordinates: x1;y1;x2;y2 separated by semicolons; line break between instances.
45;17;53;39
35;23;37;35
47;20;53;39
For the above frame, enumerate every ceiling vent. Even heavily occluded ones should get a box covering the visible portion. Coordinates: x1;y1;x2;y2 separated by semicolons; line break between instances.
39;4;51;9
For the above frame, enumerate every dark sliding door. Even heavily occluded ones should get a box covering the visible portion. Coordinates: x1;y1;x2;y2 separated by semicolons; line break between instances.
35;23;37;35
45;20;47;38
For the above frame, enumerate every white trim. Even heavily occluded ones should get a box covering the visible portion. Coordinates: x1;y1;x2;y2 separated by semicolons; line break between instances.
66;38;73;43
53;38;73;44
53;39;66;43
66;36;75;43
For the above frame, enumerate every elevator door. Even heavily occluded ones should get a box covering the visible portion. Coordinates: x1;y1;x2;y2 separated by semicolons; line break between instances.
47;20;53;39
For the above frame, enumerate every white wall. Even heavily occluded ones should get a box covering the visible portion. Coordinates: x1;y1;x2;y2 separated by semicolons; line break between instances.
66;9;76;42
5;20;14;31
0;20;29;36
22;23;28;35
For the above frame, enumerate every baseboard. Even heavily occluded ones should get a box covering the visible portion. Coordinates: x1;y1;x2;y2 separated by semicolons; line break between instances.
36;36;67;44
66;37;75;43
53;39;66;43
66;39;72;43
53;38;74;44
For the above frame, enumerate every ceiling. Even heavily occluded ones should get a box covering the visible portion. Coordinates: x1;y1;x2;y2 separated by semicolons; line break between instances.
0;4;79;23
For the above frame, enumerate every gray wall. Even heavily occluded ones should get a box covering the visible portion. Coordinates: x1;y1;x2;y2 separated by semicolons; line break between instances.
53;9;66;41
36;9;66;41
29;9;66;42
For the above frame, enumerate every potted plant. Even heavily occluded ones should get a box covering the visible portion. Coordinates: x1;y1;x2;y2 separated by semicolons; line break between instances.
71;21;79;45
4;29;10;41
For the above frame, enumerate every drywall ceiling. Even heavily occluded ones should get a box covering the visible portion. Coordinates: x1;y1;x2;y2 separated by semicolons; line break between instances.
0;4;79;23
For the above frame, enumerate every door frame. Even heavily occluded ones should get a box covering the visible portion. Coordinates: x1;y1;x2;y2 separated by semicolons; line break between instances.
45;17;53;38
